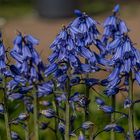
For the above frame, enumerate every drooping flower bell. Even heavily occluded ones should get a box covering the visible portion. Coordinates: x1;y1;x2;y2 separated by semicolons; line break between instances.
71;9;99;46
102;4;128;45
10;32;44;83
103;34;140;96
71;10;106;57
0;32;6;74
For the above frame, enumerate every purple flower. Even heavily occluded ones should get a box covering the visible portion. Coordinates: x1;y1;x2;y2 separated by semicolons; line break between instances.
113;4;120;13
70;76;81;85
11;33;44;82
40;122;50;130
104;124;124;133
124;98;133;108
24;35;39;46
102;5;128;44
78;132;86;140
8;93;23;101
18;113;29;121
41;109;55;118
134;129;140;140
11;131;20;140
39;101;52;107
71;10;99;46
81;121;94;130
79;96;90;107
0;35;6;73
45;63;58;77
95;97;105;106
58;122;65;133
84;78;99;87
135;71;140;85
100;105;114;113
69;92;80;102
0;103;4;113
38;82;53;97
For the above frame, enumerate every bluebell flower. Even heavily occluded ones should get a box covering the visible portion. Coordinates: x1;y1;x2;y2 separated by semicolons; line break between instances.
11;33;44;83
56;93;66;103
102;4;128;45
45;63;58;77
70;76;81;85
113;4;120;13
78;96;90;108
30;66;38;82
26;104;33;113
78;132;86;140
95;97;105;106
8;93;23;101
71;10;99;46
24;35;39;46
18;113;29;121
10;65;20;75
135;71;140;85
134;129;140;140
0;35;6;73
41;109;55;118
81;121;94;130
104;87;119;96
39;101;52;107
84;78;99;87
11;131;20;140
57;75;68;89
22;45;32;59
10;51;23;63
7;80;19;90
48;22;100;74
104;124;124;133
14;76;27;85
119;20;128;34
38;82;53;97
124;98;133;109
114;125;124;133
103;33;140;96
58;122;65;133
13;33;22;54
100;105;114;113
40;122;50;130
0;103;4;113
18;86;33;94
69;92;80;102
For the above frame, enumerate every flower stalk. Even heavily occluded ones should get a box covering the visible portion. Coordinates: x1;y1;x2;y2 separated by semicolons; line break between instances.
53;99;58;139
128;72;135;140
111;95;116;140
33;85;39;140
3;77;11;140
64;68;71;140
24;108;30;140
85;59;90;121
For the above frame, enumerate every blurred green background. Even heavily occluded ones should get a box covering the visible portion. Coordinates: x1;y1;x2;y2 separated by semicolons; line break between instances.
0;0;140;140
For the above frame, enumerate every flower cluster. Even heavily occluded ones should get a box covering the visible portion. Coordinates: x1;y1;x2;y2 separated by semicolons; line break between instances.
0;4;140;140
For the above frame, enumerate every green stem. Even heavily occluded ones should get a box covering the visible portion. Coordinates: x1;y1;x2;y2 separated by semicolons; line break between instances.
33;85;39;140
53;100;58;140
89;126;94;140
65;100;70;140
128;72;135;140
25;123;30;140
85;59;90;121
64;69;71;140
24;108;30;140
3;77;11;140
111;95;116;140
53;82;59;140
